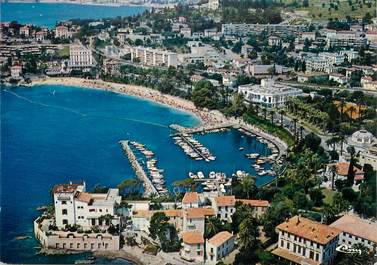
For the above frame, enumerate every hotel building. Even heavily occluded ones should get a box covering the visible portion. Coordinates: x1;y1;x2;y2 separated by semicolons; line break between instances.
68;44;96;69
330;213;377;251
221;23;306;36
272;216;341;265
238;79;302;108
128;46;178;67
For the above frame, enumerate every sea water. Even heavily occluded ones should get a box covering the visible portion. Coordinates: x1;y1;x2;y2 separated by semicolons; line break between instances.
1;85;273;263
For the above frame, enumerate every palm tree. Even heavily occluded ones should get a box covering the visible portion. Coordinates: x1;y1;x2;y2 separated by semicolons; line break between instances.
329;164;337;191
238;217;259;250
292;118;298;139
204;216;222;239
326;136;337;152
240;175;256;199
337;133;346;156
339;98;346;122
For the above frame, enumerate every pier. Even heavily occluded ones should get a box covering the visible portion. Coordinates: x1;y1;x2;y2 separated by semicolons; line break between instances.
119;140;158;197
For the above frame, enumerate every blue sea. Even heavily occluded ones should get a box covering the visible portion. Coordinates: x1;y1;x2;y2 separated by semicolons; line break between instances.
0;3;147;28
0;85;273;263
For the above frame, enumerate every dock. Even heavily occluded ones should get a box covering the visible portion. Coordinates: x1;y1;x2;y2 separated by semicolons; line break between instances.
119;140;158;197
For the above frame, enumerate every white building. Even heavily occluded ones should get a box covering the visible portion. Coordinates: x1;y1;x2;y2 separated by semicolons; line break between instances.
211;196;235;223
68;44;95;69
268;35;281;46
238;79;303;108
305;52;345;73
359;144;377;170
128;46;178;67
208;0;220;10
272;215;341;265
180;230;205;262
19;26;30;37
330;214;377;251
206;231;235;264
326;30;367;48
329;73;348;85
53;182;121;229
247;64;283;76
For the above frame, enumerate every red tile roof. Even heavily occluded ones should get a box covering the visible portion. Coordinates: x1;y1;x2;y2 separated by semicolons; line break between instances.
182;192;199;204
237;199;270;207
185;208;215;219
215;196;235;207
276;216;341;245
208;231;234;247
181;230;204;244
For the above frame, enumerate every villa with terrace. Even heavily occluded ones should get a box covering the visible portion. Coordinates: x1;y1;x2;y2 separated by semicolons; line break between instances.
34;182;122;251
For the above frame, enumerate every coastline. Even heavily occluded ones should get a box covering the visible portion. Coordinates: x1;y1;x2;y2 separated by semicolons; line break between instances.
2;1;173;8
27;77;228;127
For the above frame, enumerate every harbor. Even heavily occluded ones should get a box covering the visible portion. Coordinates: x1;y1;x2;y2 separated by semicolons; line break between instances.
172;133;215;162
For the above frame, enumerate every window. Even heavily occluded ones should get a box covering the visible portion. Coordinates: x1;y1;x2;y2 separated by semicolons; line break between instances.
70;243;73;248
310;251;314;259
315;253;319;261
280;240;284;247
287;242;290;249
303;249;306;256
197;244;200;250
62;209;68;215
61;201;67;205
63;219;68;225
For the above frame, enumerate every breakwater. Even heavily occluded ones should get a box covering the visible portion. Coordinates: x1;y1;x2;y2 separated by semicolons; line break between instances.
119;140;158;196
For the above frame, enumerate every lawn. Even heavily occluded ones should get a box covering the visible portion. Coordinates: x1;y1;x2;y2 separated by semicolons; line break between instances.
297;0;376;21
57;45;70;58
322;188;335;205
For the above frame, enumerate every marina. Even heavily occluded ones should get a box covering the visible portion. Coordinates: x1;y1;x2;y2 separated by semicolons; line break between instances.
172;133;215;162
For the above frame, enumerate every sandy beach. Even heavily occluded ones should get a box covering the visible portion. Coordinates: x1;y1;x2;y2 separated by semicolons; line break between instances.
28;77;229;127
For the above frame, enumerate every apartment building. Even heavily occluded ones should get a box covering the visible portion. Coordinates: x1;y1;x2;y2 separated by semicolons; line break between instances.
238;79;302;108
221;23;306;36
326;30;367;48
330;213;377;251
305;53;344;73
129;46;178;67
68;44;95;69
272;215;341;265
180;230;205;262
206;231;236;264
53;182;121;229
211;196;236;222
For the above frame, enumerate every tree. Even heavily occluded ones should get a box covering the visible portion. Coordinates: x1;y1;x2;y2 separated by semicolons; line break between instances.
279;109;285;125
238;217;259;250
91;184;109;193
205;216;227;239
240;175;256;199
192;81;218;109
149;212;169;240
117;178;142;196
264;197;295;239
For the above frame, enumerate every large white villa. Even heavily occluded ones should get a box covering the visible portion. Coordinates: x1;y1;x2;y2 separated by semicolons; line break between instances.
34;182;122;251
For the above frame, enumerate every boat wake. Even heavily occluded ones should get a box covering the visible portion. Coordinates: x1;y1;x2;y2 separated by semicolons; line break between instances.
3;89;169;128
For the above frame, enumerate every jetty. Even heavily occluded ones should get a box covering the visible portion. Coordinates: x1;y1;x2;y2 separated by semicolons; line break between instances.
119;140;158;197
